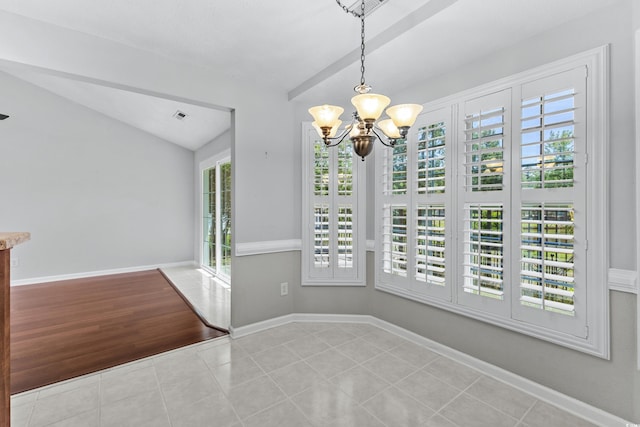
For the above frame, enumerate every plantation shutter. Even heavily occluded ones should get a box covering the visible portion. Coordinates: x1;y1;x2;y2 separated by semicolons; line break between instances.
458;89;512;317
379;137;411;288
302;124;365;285
412;107;452;300
511;67;587;337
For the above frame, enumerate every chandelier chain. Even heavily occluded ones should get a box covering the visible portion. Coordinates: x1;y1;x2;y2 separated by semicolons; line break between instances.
359;0;366;86
334;0;364;18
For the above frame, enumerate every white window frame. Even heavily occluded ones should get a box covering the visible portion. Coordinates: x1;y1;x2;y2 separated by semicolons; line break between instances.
375;46;609;358
199;149;231;283
301;122;366;286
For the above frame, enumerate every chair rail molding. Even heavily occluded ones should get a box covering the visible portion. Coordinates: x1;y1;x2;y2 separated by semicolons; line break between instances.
235;239;301;257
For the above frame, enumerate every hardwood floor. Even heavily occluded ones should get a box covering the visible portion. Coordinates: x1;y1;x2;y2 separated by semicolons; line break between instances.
10;269;226;394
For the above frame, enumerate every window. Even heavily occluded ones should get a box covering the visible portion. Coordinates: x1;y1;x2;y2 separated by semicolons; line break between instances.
302;123;366;285
202;153;231;281
375;47;609;357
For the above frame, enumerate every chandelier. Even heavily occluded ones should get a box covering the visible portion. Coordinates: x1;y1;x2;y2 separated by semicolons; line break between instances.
308;0;423;160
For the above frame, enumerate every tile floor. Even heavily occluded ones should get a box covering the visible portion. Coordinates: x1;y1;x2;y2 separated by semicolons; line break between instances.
10;321;597;427
161;266;231;329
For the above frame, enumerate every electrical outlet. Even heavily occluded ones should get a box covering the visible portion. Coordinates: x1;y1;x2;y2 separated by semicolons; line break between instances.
10;258;19;268
280;282;288;296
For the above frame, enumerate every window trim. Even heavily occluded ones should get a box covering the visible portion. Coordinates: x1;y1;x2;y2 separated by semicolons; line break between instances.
301;122;366;286
375;45;609;358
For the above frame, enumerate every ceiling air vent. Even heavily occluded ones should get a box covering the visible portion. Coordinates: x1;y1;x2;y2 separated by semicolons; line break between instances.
0;113;9;120
347;0;388;17
173;110;188;121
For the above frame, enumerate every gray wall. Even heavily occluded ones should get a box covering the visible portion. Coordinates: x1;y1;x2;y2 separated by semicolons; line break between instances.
0;71;194;280
369;2;639;421
287;1;639;421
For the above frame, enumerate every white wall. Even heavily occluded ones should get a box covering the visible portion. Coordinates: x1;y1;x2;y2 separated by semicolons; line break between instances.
0;10;297;325
0;71;194;280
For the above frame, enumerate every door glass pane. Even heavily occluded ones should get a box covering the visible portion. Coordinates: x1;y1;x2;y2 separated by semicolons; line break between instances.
219;162;232;277
203;167;216;270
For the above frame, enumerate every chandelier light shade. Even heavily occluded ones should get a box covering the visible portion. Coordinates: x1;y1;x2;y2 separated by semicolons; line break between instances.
312;120;342;138
376;119;401;139
351;93;390;121
308;0;423;160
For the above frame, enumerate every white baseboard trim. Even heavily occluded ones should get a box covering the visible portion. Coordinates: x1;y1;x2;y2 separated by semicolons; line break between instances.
235;239;301;257
608;268;638;294
231;313;631;427
10;260;197;286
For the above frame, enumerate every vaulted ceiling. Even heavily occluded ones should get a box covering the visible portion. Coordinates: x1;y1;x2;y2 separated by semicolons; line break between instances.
0;0;621;150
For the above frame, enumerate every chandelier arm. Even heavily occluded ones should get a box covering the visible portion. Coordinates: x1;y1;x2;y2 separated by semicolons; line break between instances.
371;128;398;147
324;128;353;147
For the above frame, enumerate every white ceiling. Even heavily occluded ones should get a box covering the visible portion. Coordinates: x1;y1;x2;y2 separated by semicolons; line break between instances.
0;0;621;150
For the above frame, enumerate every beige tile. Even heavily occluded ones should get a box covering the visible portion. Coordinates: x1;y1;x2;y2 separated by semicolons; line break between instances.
293;322;341;334
243;400;314;427
361;387;435;426
361;352;418;384
29;382;100;427
522;400;597;427
269;360;325;396
423;357;482;390
100;389;170;427
314;328;358;347
226;375;287;419
321;405;387;427
395;369;461;411
36;374;99;399
167;395;240;427
48;409;100;427
100;365;159;405
337;322;380;336
10;401;33;427
209;354;265;393
160;371;222;416
11;390;38;408
467;376;536;419
387;341;440;368
335;337;382;364
197;340;247;367
100;359;153;379
234;331;280;354
284;334;330;359
153;352;209;385
266;323;308;344
425;414;459;427
291;380;361;425
440;393;519;427
329;365;390;403
360;328;408;351
305;348;357;378
251;344;300;372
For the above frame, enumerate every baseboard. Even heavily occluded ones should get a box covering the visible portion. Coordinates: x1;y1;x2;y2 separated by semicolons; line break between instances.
10;260;197;286
230;313;631;427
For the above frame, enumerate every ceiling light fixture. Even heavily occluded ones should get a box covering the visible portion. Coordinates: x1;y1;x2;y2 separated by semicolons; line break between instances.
308;0;423;160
